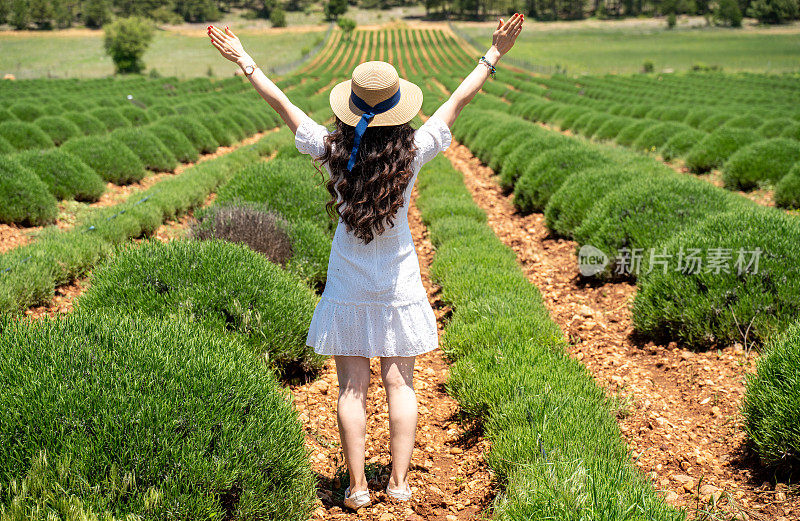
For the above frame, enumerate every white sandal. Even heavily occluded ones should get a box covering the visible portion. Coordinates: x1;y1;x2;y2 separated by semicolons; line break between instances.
343;486;371;510
385;483;412;501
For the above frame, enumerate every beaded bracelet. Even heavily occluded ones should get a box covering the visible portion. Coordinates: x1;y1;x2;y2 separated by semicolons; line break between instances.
479;56;496;78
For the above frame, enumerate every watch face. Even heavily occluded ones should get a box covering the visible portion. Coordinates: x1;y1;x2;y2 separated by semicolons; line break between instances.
245;65;254;75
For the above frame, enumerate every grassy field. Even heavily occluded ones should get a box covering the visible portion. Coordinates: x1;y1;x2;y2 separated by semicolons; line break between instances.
456;19;800;74
0;27;326;79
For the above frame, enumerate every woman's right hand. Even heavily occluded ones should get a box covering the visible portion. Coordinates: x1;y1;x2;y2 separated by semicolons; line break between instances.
491;12;524;57
208;25;251;65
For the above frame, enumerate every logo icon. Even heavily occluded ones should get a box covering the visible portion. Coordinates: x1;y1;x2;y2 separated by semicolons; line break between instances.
578;244;608;277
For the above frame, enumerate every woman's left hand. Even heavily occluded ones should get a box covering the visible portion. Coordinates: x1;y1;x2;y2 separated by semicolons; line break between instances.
208;25;250;65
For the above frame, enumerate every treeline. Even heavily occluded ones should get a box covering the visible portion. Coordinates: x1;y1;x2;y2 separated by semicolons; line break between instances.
0;0;303;29
426;0;798;23
0;0;796;27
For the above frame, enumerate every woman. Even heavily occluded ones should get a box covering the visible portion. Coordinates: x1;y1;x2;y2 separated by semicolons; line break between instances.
208;16;523;510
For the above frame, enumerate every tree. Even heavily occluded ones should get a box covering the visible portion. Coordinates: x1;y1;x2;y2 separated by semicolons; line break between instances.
747;0;799;22
53;0;74;28
113;0;167;17
269;6;286;25
714;0;743;25
84;0;112;27
10;0;29;29
324;0;348;20
337;16;355;38
174;0;221;22
0;0;8;24
29;0;54;28
103;16;154;73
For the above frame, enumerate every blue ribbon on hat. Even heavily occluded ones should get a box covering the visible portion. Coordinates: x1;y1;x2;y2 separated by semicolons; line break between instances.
346;88;402;172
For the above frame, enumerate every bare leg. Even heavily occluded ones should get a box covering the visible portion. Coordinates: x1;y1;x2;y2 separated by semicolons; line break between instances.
334;355;371;494
380;356;417;491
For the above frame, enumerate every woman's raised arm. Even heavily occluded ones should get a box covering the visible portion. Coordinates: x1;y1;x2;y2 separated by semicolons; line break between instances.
208;25;308;134
431;13;524;129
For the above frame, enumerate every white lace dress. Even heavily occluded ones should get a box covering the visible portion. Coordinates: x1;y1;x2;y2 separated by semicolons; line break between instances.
295;113;452;358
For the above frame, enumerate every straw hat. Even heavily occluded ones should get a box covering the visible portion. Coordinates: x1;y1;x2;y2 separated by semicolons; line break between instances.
330;61;423;127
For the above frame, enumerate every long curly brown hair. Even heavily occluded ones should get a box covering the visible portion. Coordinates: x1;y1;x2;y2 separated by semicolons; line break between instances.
312;116;417;244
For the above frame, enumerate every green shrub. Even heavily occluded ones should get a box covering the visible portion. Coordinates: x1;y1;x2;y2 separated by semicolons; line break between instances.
61;136;146;184
198;114;236;147
497;133;568;192
214;157;334;284
581;113;615;139
8;102;45;122
781;123;800;141
0;136;13;154
685;108;718;128
33;115;81;146
775;163;800;209
759;118;794;138
513;144;609;213
13;148;106;202
697;112;737;133
146;123;200;163
0;312;316;520
75;239;323;375
660;128;705;161
110;127;179;172
469;121;526;165
632;122;692;152
722;138;800;190
633;206;800;349
593;116;635;141
0;121;55;151
0;108;17;123
217;157;332;230
118;105;154;125
148;102;178;118
221;109;258;137
615;120;660;147
723;114;764;130
162;115;218;153
656;106;690;122
62;111;107;135
685;128;760;173
0;156;59;225
88;107;132;131
575;175;741;277
543;159;666;238
742;321;800;468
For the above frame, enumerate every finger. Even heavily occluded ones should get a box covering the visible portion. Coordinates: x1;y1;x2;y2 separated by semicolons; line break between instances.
209;32;225;46
503;13;518;30
210;40;225;54
509;13;523;30
225;25;236;38
497;18;503;30
209;26;228;41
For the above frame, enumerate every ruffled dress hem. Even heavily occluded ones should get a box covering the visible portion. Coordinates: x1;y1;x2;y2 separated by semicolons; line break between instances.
306;295;439;358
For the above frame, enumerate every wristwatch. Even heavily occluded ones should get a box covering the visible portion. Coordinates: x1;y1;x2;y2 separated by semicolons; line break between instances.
243;63;258;76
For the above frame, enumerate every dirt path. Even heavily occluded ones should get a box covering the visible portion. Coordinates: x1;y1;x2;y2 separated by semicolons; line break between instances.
442;140;799;521
288;186;495;520
0;130;273;255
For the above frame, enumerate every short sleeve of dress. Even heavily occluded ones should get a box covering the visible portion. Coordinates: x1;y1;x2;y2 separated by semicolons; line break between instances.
413;115;452;168
295;114;330;160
